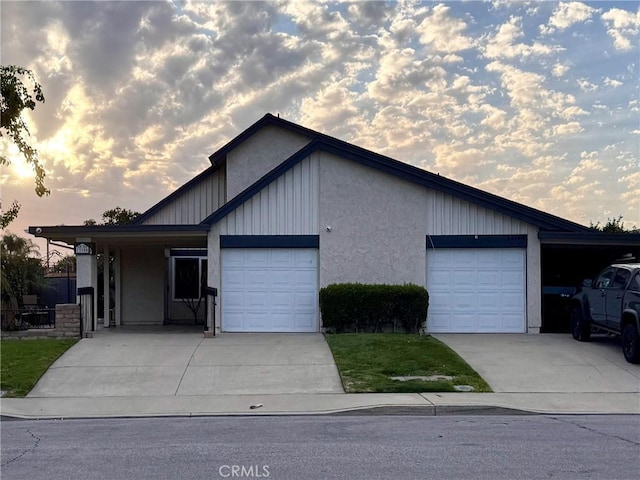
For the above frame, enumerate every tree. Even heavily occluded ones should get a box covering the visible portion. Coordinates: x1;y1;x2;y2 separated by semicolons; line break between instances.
1;65;49;228
1;233;45;330
84;207;140;226
590;216;639;233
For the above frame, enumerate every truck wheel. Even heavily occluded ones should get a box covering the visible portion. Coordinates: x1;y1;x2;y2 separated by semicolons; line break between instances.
622;324;640;364
570;306;591;342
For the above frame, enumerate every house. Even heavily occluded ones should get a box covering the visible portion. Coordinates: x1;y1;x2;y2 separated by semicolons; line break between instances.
30;114;640;335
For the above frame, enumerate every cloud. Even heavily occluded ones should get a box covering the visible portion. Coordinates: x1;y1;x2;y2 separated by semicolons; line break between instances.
484;16;558;60
416;4;474;53
540;2;597;34
1;0;637;239
601;7;640;51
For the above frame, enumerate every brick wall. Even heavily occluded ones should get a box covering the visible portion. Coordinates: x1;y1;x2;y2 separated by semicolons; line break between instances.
1;304;80;340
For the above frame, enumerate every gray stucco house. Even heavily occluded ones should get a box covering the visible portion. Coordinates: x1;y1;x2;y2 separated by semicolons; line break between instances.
30;114;640;335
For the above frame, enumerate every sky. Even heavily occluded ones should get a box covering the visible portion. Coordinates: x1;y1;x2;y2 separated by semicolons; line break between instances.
1;0;639;255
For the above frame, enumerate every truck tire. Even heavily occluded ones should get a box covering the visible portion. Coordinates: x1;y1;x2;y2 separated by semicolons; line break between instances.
570;305;591;342
622;324;640;364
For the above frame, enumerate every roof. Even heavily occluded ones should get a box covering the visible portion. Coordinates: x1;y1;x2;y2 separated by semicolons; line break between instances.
201;115;592;233
538;231;640;245
28;224;209;248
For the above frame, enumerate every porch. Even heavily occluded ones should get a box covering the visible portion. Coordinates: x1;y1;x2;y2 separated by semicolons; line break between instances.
28;224;216;335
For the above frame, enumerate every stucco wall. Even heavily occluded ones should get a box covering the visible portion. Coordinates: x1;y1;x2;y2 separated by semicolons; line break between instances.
318;152;428;286
225;124;311;200
121;248;165;325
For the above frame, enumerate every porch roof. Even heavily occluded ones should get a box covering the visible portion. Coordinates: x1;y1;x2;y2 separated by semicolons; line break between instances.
28;224;209;249
538;231;640;246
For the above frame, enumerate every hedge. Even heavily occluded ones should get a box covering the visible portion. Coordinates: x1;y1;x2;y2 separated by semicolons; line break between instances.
319;283;429;333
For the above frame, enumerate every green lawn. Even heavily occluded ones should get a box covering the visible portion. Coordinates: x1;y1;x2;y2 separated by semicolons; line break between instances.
324;333;491;393
0;339;78;397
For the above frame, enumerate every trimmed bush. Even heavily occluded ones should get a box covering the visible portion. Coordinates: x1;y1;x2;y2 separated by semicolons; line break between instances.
319;283;429;333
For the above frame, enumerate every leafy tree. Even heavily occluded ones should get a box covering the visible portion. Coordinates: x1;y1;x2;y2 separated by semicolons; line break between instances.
84;207;140;226
0;200;20;229
590;216;639;233
1;233;45;329
1;65;49;228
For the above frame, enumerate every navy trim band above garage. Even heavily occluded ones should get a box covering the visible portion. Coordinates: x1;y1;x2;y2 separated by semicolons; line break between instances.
220;235;320;248
426;235;528;249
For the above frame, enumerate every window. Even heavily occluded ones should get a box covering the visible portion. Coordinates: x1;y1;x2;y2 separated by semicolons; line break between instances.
595;268;615;289
612;269;630;289
629;273;640;292
173;257;206;300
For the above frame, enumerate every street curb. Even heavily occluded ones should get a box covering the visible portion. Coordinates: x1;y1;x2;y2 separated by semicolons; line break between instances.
330;405;536;416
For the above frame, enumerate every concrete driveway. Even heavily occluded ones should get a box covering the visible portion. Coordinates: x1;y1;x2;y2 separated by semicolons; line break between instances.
435;333;640;393
28;327;344;397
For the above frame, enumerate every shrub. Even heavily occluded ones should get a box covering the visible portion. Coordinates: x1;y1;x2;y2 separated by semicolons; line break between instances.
319;283;429;333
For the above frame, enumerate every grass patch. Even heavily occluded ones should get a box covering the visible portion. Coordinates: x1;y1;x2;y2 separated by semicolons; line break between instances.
1;339;78;397
324;333;491;393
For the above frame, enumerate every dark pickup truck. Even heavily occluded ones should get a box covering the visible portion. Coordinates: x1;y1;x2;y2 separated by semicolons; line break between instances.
570;263;640;364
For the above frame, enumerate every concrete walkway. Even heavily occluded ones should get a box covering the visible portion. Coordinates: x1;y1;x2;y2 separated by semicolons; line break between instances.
26;327;344;397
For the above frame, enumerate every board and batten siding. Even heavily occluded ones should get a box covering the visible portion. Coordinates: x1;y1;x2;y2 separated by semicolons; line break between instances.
140;168;225;225
426;190;531;235
218;155;319;235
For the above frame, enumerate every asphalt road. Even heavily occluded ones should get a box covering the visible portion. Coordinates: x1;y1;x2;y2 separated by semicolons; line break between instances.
1;415;639;480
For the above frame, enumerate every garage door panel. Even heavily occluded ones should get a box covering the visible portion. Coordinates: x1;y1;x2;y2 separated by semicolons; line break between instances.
246;249;269;262
427;248;525;333
294;313;316;330
478;314;500;332
246;291;269;309
271;250;294;266
223;291;244;309
478;270;500;288
271;269;292;287
293;291;316;309
502;314;524;332
223;268;244;286
222;248;318;332
223;312;244;330
294;269;317;286
452;270;475;287
271;292;293;310
246;269;269;287
478;293;500;311
502;270;524;287
246;313;269;330
295;250;317;265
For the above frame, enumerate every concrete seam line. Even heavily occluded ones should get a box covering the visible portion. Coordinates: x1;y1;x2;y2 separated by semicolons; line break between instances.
173;336;204;396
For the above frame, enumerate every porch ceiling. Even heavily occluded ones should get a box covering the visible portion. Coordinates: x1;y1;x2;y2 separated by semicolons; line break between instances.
28;225;208;249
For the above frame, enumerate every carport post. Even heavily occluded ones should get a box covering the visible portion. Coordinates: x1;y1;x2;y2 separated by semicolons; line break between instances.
103;243;110;328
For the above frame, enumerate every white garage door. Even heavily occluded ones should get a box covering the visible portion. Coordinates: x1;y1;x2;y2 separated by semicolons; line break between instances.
426;248;525;333
221;248;318;332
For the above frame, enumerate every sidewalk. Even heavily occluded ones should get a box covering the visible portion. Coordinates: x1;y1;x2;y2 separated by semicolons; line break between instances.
2;391;639;419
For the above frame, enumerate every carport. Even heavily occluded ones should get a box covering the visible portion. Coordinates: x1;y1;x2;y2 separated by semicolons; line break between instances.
28;225;210;332
539;231;640;333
